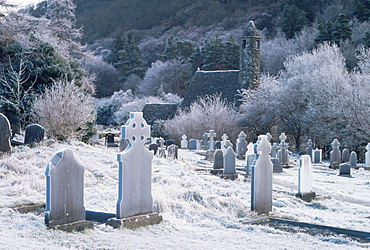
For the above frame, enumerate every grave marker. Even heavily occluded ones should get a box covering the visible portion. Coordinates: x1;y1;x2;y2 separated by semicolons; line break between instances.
222;147;238;180
24;124;45;145
297;155;315;202
0;113;11;153
342;148;350;163
278;133;289;167
211;149;223;175
365;143;370;169
330;139;341;169
312;149;322;164
181;134;188;149
244;142;255;176
167;144;178;159
306;139;313;158
236;131;248;159
221;133;228;153
189;139;197;150
350;151;357;168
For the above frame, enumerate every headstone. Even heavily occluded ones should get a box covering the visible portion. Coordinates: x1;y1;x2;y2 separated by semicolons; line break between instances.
236;131;248;159
297;155;315;202
215;141;221;149
158;138;166;158
211;149;224;175
202;133;208;149
24;124;45;145
365;143;370;169
270;142;281;173
45;148;93;230
0;113;11;153
149;143;159;155
330;139;341;169
181;134;188;149
105;133;118;147
350;151;357;168
252;135;273;215
271;143;278;158
116;112;154;218
306;139;313;157
206;130;216;150
221;147;238;180
221;133;228;153
278;133;289;167
312;149;322;164
189;139;197;150
167;144;178;159
339;163;351;177
244;142;255;176
196;140;202;150
341;148;350;163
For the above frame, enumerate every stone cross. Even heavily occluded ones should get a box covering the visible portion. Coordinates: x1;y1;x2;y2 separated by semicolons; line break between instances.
0;113;11;153
206;130;216;150
252;135;272;215
117;112;153;219
366;143;370;168
279;133;287;141
181;134;188;149
278;133;289;166
222;147;238;180
236;131;248;157
330;139;341;169
45;148;86;227
298;155;313;194
306;139;313;157
24;124;45;145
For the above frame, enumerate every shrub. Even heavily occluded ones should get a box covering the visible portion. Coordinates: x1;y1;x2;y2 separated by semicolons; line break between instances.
32;76;96;140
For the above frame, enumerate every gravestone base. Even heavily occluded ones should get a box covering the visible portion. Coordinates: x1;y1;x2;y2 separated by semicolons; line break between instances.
271;158;282;173
48;220;94;232
210;169;223;175
220;173;238;180
106;213;162;229
295;192;316;202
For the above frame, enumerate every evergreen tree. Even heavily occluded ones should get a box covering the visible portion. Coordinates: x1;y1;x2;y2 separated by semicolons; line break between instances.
363;29;370;48
160;36;194;62
315;14;352;46
352;0;370;22
281;3;309;39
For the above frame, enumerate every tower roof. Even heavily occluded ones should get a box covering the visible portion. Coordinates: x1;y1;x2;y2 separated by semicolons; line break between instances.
241;21;261;38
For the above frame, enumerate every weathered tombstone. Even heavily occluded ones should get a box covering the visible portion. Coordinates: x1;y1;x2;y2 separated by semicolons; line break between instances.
202;133;208;149
158;138;166;158
330;139;341;169
341;148;350;163
181;134;188;149
296;155;315;202
306;139;313;158
221;147;238;180
278;133;289;167
167;144;178;159
244;142;255;176
215;141;221;149
271;143;278;158
105;133;118;147
312;148;322;164
107;112;162;228
236;131;248;159
365;143;370;169
0;113;11;153
251;135;273;215
350;151;357;168
339;163;351;177
24;124;45;145
221;133;228;153
210;149;223;175
188;139;197;150
149;143;159;155
270;143;281;173
45;148;93;231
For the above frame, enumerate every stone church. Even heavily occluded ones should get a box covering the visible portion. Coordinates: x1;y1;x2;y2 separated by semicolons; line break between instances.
180;20;261;108
143;21;261;124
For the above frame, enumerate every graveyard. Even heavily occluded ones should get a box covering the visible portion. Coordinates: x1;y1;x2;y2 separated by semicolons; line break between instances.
1;119;370;249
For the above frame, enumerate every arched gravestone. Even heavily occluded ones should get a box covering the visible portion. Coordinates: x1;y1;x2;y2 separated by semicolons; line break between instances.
45;149;88;228
116;112;153;219
24;124;45;145
0;113;11;153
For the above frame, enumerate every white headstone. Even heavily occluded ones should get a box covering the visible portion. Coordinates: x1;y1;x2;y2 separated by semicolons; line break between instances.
45;148;85;227
181;134;188;149
236;131;248;156
244;142;255;175
278;133;289;166
253;135;273;215
298;155;313;194
221;133;228;153
117;112;153;218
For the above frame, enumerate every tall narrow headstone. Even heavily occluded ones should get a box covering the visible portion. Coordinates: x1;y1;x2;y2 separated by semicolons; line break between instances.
222;147;238;180
271;143;278;158
271;143;281;173
330;139;341;169
297;155;315;202
211;149;224;175
341;148;350;163
202;133;208;149
206;130;216;151
45;149;92;230
312;148;322;164
244;142;255;176
252;135;273;215
306;139;313;158
221;133;228;153
278;133;289;167
181;134;188;149
24;124;45;145
365;143;370;169
0;113;11;153
196;140;202;150
350;151;357;168
116;112;153;218
236;131;248;159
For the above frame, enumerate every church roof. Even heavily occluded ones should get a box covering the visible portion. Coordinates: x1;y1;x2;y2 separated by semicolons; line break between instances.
181;70;241;108
241;21;261;38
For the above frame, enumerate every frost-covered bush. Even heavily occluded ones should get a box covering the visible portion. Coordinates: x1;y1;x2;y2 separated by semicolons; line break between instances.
164;94;239;141
32;77;96;140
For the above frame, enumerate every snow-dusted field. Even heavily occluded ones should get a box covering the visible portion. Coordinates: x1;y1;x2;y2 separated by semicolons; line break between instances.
1;141;370;249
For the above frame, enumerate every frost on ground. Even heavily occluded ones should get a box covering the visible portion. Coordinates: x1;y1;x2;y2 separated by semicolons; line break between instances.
0;141;370;249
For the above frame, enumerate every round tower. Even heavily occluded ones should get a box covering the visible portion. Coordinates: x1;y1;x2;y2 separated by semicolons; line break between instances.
239;21;261;90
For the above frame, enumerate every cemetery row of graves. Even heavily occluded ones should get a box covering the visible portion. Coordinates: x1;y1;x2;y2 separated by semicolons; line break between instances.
1;111;370;243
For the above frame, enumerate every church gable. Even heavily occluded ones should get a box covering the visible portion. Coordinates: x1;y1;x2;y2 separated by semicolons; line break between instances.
181;70;240;108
